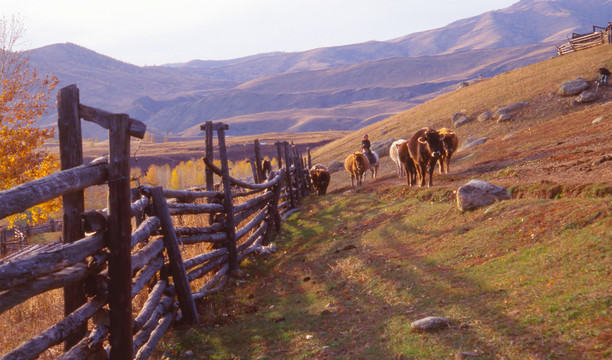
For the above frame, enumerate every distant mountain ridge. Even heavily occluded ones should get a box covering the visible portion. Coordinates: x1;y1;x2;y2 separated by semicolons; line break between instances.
28;0;611;138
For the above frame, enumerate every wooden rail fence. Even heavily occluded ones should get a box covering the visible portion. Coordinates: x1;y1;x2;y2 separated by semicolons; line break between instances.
0;219;62;256
557;24;611;56
0;84;314;359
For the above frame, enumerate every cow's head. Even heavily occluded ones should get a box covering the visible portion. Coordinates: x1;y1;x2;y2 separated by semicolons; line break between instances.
417;129;444;158
354;153;366;172
442;136;455;156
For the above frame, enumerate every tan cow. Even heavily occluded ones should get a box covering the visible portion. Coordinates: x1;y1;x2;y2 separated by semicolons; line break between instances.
344;152;370;187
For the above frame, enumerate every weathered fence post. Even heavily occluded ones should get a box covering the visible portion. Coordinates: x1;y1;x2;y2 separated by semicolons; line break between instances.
57;84;87;350
203;121;214;191
107;113;133;360
307;147;312;170
269;169;283;233
254;139;264;182
1;229;6;257
201;121;217;225
149;187;199;325
249;157;259;184
216;124;239;273
283;143;296;207
275;141;284;170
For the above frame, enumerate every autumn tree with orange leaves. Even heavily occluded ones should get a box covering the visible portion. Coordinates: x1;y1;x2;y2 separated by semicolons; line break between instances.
1;16;59;225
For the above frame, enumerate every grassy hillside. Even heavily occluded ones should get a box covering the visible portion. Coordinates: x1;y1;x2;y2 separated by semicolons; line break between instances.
312;44;612;169
155;45;611;359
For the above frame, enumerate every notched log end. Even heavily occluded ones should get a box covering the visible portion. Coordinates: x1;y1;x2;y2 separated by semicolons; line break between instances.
82;211;108;233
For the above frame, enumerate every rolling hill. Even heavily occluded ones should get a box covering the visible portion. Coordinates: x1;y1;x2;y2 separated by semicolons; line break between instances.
154;43;612;360
28;0;612;139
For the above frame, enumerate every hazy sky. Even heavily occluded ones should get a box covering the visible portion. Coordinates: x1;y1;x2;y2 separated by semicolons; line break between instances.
3;0;518;66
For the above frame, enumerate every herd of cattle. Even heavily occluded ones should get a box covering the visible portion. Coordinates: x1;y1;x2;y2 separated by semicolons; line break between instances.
309;127;458;194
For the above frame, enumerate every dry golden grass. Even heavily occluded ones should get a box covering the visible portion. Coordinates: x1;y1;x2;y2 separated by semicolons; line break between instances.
311;44;612;167
0;289;64;358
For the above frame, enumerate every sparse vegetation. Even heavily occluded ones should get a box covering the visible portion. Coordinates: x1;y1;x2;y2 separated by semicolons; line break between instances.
152;45;611;359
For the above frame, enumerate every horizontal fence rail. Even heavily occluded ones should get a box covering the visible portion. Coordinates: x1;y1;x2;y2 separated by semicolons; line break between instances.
557;27;610;55
0;84;316;359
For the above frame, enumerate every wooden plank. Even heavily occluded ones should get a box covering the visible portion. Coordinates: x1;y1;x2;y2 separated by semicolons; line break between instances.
0;158;108;220
150;187;199;325
107;114;133;360
217;125;238;273
79;103;146;139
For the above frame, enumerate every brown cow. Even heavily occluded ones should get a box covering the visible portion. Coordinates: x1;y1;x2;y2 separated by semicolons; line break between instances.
344;152;370;187
397;140;417;186
408;128;445;187
310;164;331;195
437;128;459;174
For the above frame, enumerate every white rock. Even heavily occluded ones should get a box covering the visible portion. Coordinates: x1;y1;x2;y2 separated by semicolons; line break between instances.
456;180;512;212
410;316;450;331
558;78;589;96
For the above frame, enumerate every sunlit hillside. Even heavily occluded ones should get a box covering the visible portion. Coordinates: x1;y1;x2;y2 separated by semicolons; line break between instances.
312;44;612;173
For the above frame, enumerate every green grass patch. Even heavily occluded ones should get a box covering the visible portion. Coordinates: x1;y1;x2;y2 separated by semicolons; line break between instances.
157;188;610;359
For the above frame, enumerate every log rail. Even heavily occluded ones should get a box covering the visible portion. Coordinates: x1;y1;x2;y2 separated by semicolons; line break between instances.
557;26;610;56
0;85;315;359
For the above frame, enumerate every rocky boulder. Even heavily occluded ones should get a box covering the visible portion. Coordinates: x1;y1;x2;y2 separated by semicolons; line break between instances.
497;113;513;123
456;179;512;212
558;78;589;96
411;316;451;332
575;91;597;103
453;113;474;128
478;111;493;122
328;160;343;173
457;137;488;151
493;102;528;117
